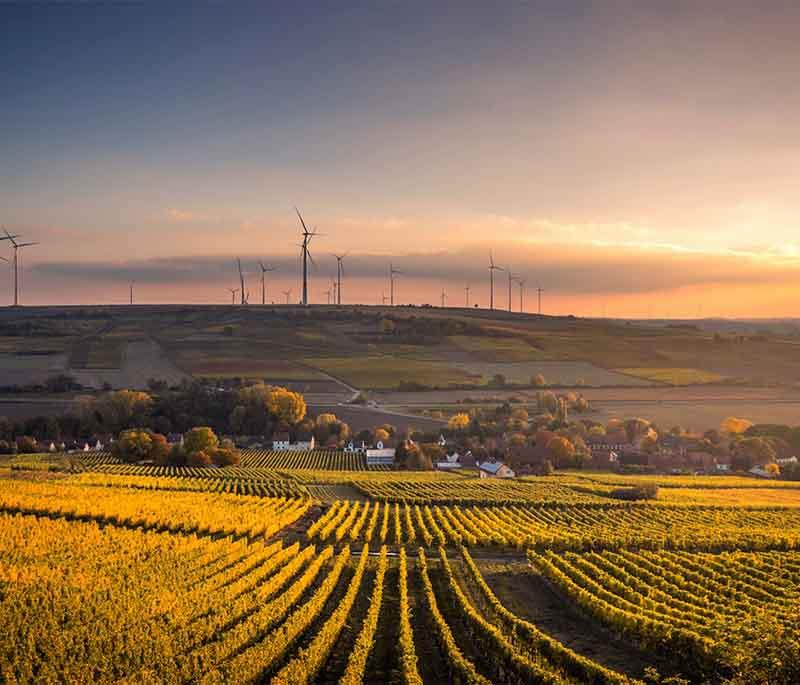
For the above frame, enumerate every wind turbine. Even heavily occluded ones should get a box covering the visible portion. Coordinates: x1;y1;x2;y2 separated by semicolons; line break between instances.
295;208;321;306
537;286;544;315
381;293;388;306
324;286;332;305
4;230;38;307
236;258;247;305
440;290;447;307
389;262;403;306
332;253;346;305
282;288;293;305
507;269;518;313
488;252;503;310
464;284;471;308
258;261;276;305
517;278;526;313
227;287;239;305
129;281;134;305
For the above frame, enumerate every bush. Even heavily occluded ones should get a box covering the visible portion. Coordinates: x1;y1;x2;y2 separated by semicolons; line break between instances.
610;484;659;501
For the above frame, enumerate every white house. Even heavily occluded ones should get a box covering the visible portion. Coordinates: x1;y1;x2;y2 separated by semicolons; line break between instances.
273;434;316;451
477;461;515;479
366;440;395;467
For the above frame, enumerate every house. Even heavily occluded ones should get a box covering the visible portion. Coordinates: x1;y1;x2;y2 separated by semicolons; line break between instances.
436;450;472;470
587;435;632;468
366;440;396;467
477;461;515;478
272;433;316;451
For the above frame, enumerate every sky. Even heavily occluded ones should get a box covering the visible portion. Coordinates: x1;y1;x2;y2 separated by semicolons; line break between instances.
2;1;800;316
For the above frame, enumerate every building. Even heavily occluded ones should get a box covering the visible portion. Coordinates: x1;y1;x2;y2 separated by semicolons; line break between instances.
366;440;396;467
477;461;515;478
272;433;316;451
436;450;473;470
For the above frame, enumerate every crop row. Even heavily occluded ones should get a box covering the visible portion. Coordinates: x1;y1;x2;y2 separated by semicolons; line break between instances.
307;499;800;552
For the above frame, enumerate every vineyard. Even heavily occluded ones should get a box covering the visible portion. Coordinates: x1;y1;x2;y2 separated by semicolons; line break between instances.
1;469;798;683
240;449;378;471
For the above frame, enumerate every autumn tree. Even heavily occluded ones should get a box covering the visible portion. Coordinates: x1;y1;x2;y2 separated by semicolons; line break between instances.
721;416;754;435
547;436;576;468
184;426;219;455
447;413;470;432
531;374;547;387
267;386;307;425
113;429;170;464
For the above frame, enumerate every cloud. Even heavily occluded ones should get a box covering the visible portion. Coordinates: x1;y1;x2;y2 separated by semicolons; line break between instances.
163;208;207;223
31;240;800;297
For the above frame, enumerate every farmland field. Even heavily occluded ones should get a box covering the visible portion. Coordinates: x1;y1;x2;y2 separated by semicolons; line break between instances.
2;464;799;683
617;367;729;385
304;355;478;389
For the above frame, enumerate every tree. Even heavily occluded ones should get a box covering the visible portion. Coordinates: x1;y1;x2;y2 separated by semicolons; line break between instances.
532;374;547;387
732;437;776;470
316;413;337;427
97;390;153;432
184;427;219;456
546;436;575;467
113;429;170;464
447;413;470;432
721;416;754;435
17;436;37;454
374;428;390;443
538;391;558;414
266;387;307;425
113;429;154;463
624;417;652;444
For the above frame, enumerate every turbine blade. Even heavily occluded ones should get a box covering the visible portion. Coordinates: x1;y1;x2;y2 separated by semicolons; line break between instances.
295;207;310;233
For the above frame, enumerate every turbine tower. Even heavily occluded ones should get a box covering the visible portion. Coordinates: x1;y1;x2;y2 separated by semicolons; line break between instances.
227;287;239;305
507;269;517;313
3;230;38;307
389;262;402;306
282;288;293;305
488;252;503;310
129;281;134;305
440;290;447;307
236;258;247;305
332;253;346;305
517;278;526;313
537;286;544;315
465;284;471;307
295;208;320;306
258;261;276;305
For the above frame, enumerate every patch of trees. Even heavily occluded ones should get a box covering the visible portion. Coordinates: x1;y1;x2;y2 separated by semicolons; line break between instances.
113;426;240;467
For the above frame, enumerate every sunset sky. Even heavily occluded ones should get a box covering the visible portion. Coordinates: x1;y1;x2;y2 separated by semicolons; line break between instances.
2;2;800;316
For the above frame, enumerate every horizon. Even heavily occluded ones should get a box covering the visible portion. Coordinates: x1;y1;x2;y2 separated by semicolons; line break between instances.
3;2;800;316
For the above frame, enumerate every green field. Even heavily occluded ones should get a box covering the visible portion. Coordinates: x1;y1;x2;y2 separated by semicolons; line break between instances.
617;367;728;385
305;355;478;389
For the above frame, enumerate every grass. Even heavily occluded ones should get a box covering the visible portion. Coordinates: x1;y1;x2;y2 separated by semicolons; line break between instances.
617;367;727;385
449;335;545;361
304;356;478;389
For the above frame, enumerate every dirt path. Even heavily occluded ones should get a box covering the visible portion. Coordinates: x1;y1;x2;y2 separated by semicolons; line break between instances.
477;560;681;680
69;337;190;389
